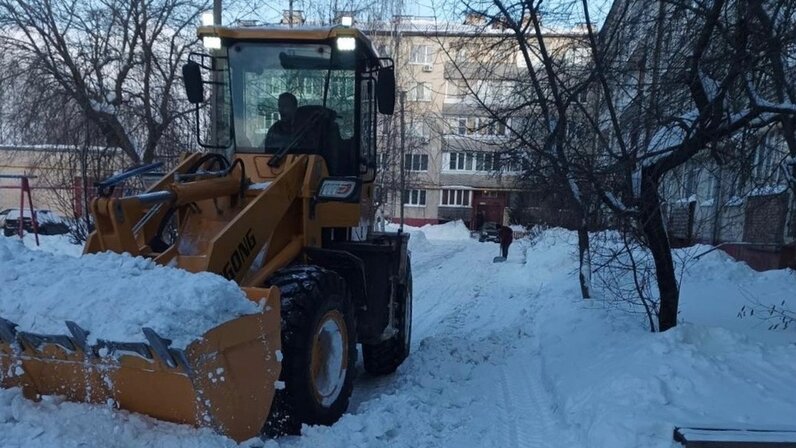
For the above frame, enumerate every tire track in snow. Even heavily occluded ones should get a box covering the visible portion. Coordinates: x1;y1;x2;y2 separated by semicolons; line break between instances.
333;237;578;447
498;351;573;448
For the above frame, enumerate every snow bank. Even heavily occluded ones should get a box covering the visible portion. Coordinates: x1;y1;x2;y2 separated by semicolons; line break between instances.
385;220;471;241
0;238;261;348
529;229;796;447
384;220;471;249
14;233;83;257
417;220;471;241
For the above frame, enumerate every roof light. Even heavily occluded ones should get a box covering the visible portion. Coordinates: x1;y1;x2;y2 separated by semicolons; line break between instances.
201;11;214;26
203;36;221;50
341;16;353;27
337;36;356;51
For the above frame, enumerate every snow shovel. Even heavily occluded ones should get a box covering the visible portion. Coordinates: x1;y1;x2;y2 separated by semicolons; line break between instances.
493;245;506;263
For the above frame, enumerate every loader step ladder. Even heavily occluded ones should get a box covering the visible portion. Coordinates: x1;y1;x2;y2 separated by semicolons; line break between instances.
674;426;796;447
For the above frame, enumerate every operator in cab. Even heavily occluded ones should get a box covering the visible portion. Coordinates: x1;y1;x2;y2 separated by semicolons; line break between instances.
264;92;299;148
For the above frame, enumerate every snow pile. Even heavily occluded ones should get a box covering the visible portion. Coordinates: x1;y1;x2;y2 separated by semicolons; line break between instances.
13;233;83;257
417;220;471;241
530;229;796;447
405;228;430;253
0;238;261;348
678;245;796;339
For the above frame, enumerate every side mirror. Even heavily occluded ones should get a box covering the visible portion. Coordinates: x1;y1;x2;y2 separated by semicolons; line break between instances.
182;61;204;104
377;67;395;115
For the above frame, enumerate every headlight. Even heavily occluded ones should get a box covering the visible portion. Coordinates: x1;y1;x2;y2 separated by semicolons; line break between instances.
203;36;221;50
336;37;356;51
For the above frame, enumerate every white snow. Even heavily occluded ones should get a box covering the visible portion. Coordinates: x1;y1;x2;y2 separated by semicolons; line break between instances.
0;237;261;348
749;184;788;196
15;233;83;257
674;194;697;204
726;195;744;207
1;224;795;447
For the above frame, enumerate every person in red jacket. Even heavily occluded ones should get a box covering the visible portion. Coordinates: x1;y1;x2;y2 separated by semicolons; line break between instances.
498;225;513;259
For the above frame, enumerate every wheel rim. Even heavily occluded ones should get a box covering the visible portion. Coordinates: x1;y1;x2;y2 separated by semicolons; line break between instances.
310;310;348;408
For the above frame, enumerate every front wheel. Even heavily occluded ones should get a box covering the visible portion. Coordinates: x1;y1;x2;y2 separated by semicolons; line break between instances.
264;266;357;436
362;257;412;375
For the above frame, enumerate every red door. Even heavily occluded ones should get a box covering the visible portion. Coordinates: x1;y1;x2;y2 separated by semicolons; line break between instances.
472;191;507;229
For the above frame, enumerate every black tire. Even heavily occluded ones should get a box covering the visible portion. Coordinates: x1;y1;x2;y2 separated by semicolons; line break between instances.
362;257;412;375
264;265;357;436
3;227;15;237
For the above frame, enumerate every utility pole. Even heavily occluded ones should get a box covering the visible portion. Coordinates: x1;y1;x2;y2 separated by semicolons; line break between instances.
399;90;406;232
212;0;222;152
213;0;221;24
288;0;294;28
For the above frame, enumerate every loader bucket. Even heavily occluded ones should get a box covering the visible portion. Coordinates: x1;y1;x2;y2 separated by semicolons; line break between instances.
0;287;281;443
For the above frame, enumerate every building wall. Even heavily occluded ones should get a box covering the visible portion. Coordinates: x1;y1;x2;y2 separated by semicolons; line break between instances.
0;146;126;218
0;149;72;215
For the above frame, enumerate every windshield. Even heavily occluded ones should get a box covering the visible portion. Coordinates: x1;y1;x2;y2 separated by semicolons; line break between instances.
228;42;357;155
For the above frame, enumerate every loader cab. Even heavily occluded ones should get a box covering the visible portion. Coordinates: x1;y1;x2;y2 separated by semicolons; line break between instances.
188;26;395;179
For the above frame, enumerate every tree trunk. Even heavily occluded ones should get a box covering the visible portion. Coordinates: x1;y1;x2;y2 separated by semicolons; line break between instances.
577;225;591;299
639;171;678;331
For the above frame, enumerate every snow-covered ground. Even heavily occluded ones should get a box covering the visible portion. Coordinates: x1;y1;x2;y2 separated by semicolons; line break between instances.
1;223;794;447
16;233;84;257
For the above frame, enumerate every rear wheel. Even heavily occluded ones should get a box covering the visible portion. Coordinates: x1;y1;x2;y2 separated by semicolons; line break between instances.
362;257;412;375
264;266;357;436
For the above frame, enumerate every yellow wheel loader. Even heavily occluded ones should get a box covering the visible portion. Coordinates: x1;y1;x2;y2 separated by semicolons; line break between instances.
0;25;411;441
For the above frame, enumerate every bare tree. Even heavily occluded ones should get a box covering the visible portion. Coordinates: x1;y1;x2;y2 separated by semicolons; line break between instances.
0;0;206;165
588;0;796;330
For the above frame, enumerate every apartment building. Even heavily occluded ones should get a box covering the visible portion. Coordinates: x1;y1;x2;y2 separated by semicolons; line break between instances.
599;0;796;270
366;16;587;229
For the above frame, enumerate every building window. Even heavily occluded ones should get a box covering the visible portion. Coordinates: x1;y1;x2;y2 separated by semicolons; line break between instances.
403;189;427;206
446;116;509;136
263;111;280;131
409;120;429;138
409;82;432;101
378;115;392;135
267;76;285;95
446;152;517;173
449;152;474;170
445;80;468;102
299;77;322;98
410;45;433;64
475;152;500;171
440;189;471;207
753;132;787;185
405;153;429;171
376;153;389;170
